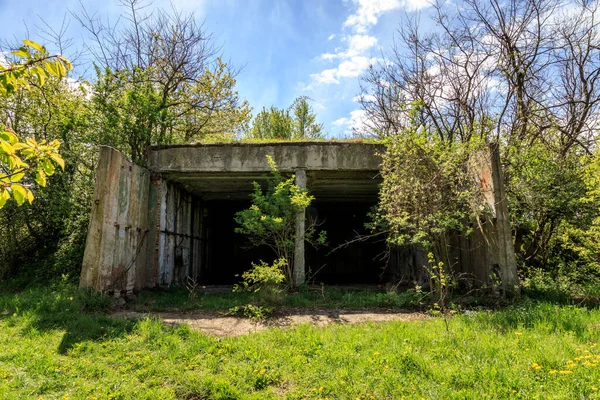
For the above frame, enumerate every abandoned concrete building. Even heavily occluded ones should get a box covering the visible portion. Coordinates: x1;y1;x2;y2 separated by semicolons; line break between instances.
79;142;518;294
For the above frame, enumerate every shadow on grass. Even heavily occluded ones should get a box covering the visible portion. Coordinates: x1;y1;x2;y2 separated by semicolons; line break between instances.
131;285;424;313
0;282;136;354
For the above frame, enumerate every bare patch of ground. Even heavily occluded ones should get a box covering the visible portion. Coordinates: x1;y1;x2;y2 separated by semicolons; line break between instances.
112;309;428;337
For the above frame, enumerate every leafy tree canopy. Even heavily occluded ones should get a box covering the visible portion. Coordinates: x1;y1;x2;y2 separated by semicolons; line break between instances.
248;96;324;140
0;40;70;209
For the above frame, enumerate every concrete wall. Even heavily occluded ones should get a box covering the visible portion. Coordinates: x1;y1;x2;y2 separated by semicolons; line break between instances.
154;180;203;286
80;146;151;294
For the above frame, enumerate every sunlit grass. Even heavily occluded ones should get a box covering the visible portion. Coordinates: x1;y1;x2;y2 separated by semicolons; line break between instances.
1;284;599;399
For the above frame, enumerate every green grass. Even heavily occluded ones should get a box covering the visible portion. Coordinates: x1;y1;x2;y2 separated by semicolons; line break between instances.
133;286;423;312
1;283;600;399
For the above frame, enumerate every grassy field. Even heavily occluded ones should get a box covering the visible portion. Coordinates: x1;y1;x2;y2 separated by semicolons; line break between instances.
1;282;600;399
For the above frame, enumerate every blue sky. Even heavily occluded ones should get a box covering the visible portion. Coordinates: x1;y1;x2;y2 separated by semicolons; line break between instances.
0;0;431;138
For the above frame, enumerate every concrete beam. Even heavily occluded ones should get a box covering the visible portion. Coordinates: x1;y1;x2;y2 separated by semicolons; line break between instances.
148;142;384;173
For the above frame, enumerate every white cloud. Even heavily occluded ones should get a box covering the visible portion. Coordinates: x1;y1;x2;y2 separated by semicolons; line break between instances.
313;34;378;85
328;34;336;40
314;102;327;111
337;56;374;78
312;56;376;84
344;0;430;33
311;68;340;84
319;34;377;61
333;109;369;134
347;34;378;54
320;53;338;61
353;94;377;103
333;117;349;126
343;0;402;33
405;0;431;11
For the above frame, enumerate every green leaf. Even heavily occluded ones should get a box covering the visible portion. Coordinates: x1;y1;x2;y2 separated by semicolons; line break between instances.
42;159;55;175
11;184;26;206
60;57;73;71
44;61;59;77
34;67;46;86
35;170;46;187
0;190;9;208
49;153;65;169
56;61;67;77
0;141;15;155
0;131;18;144
22;39;44;53
10;171;24;183
11;48;28;58
26;189;34;204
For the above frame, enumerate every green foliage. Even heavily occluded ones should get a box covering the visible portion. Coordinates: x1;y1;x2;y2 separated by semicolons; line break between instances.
372;116;488;265
249;106;295;140
290;96;324;139
0;40;71;96
0;40;70;209
234;258;286;301
248;96;324;140
0;67;93;279
91;59;251;164
230;259;287;319
132;285;424;312
425;253;456;310
234;155;318;284
227;303;274;320
505;138;600;282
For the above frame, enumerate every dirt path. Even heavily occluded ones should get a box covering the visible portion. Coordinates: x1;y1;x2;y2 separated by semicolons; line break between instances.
113;309;428;337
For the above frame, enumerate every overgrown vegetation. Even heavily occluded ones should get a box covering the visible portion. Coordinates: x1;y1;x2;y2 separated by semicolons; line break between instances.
0;1;252;280
235;156;325;287
370;110;489;274
360;0;600;291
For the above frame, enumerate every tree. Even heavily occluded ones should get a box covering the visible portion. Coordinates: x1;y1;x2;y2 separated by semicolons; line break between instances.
234;156;323;285
359;0;600;279
370;103;488;271
290;96;324;139
0;40;70;209
248;107;295;140
77;0;251;162
247;96;324;140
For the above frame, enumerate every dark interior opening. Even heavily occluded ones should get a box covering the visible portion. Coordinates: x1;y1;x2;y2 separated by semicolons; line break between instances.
199;199;387;285
306;201;387;284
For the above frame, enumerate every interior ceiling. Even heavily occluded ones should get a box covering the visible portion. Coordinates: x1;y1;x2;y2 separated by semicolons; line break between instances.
162;170;382;202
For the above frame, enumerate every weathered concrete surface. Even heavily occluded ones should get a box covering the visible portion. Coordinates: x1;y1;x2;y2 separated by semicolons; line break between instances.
481;143;519;290
148;142;384;173
293;170;307;287
155;180;203;286
80;146;151;293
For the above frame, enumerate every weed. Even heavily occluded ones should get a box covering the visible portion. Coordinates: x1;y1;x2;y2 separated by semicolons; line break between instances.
228;304;274;320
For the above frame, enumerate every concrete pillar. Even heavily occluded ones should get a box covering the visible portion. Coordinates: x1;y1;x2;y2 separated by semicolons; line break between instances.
293;170;307;287
488;143;519;293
